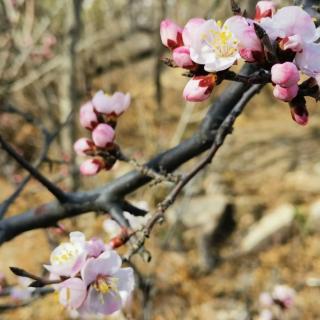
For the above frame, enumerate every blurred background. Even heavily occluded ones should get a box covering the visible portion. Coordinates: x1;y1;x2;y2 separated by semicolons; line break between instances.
0;0;320;319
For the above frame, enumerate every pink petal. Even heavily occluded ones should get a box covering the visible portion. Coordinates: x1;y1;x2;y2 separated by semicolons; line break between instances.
92;90;114;114
113;268;135;304
81;251;122;286
58;278;87;309
82;286;122;315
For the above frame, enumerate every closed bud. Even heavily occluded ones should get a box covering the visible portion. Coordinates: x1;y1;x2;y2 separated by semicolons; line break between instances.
183;74;216;102
160;19;183;50
73;138;95;156
80;158;105;176
273;84;298;102
271;62;300;88
172;46;195;69
92;123;115;148
290;96;308;126
255;1;276;21
79;102;98;130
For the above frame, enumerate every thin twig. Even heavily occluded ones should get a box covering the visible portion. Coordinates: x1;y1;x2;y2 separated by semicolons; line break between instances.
0;135;70;203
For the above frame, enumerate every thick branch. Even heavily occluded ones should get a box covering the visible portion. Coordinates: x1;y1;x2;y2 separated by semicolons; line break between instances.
0;64;260;245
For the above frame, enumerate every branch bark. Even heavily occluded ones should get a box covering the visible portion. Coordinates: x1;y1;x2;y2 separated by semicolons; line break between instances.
0;64;260;245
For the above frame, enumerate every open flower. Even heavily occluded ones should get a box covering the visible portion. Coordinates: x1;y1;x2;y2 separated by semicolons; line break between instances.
92;91;131;116
44;232;87;277
79;251;134;315
226;16;263;63
260;6;320;77
189;19;240;72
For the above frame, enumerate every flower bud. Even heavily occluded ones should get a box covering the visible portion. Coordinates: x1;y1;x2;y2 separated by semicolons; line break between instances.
80;158;104;176
92;123;115;148
73;138;95;156
172;46;195;69
271;62;300;88
79;102;98;130
183;74;215;102
290;97;308;126
255;1;276;21
160;19;183;50
273;84;298;102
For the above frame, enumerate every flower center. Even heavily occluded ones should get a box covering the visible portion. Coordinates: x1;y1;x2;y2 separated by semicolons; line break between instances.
51;243;82;265
93;275;119;304
202;21;238;58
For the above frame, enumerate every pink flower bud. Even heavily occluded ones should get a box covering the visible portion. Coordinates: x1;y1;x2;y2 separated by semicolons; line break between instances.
273;84;298;102
92;123;115;148
80;158;104;176
290;101;309;126
79;102;98;130
183;74;215;102
172;46;195;69
160;19;183;50
271;62;300;88
255;1;276;21
73;138;95;156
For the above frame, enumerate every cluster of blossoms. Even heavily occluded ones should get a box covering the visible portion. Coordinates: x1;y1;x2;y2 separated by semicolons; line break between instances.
258;285;296;320
160;1;320;125
74;91;130;176
45;232;134;316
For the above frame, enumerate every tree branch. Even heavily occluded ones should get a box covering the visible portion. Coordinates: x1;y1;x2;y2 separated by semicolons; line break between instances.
0;64;261;245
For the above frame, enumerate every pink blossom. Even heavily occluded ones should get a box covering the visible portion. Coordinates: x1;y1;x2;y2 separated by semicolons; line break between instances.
260;6;320;77
226;16;263;62
273;84;298;102
58;278;87;309
272;285;296;309
44;232;87;277
182;18;205;48
73;138;95;156
92;124;115;148
183;74;215;102
189;19;240;72
92;90;131;116
160;19;183;50
80;251;134;315
172;46;195;69
79;102;98;130
80;158;105;176
255;1;276;21
271;62;300;88
87;238;106;258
